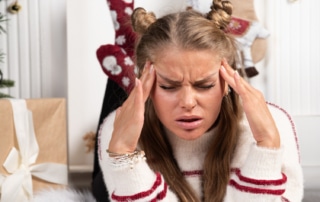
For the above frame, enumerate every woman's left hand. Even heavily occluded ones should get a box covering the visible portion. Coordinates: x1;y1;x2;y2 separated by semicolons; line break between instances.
219;59;280;148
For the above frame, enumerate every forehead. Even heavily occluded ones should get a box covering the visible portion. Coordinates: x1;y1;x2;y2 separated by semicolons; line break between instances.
153;48;221;80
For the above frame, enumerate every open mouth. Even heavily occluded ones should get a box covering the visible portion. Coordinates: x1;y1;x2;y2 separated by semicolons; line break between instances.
179;118;200;122
176;117;202;130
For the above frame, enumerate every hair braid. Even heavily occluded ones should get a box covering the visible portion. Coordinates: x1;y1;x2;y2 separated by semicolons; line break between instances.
131;7;156;35
207;0;233;30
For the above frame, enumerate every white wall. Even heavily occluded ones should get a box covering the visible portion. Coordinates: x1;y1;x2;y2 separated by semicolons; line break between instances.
66;0;112;171
0;0;67;98
263;0;320;189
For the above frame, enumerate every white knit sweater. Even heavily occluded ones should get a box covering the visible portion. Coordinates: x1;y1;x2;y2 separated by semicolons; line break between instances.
98;103;304;201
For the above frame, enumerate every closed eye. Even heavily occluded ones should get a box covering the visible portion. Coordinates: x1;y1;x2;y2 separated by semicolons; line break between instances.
196;84;215;89
160;84;215;90
159;85;177;90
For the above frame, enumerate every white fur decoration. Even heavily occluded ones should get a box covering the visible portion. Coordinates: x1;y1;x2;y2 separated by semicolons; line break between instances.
33;188;97;202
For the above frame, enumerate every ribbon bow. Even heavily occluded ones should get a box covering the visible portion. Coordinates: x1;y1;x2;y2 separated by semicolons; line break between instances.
0;99;68;202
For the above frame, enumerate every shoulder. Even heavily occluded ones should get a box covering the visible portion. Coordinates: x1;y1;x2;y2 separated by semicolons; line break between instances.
266;102;301;162
267;102;297;137
267;102;299;148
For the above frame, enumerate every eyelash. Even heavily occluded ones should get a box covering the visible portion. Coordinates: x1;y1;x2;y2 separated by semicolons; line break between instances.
159;84;215;90
198;84;215;89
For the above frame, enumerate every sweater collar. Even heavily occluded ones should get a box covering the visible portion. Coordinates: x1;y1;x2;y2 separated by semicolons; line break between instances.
164;127;216;156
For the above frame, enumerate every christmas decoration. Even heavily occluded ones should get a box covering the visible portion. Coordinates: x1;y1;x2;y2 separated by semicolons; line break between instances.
96;0;136;94
8;1;22;14
83;131;96;153
227;16;269;77
0;13;7;34
92;1;137;201
228;0;270;78
0;99;68;201
0;13;14;98
0;69;15;98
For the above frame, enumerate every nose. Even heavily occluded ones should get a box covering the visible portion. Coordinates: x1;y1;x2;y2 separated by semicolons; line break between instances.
179;87;197;110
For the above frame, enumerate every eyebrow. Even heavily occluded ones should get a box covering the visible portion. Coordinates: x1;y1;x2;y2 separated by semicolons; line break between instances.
156;72;218;85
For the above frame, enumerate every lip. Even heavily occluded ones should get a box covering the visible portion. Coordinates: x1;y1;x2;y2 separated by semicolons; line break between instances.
175;115;203;130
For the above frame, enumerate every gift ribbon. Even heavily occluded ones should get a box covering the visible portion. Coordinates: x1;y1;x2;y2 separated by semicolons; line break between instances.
0;99;68;202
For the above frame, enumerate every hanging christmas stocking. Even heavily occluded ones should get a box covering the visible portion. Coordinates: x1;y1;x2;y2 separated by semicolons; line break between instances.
93;1;136;201
96;0;137;93
227;0;270;78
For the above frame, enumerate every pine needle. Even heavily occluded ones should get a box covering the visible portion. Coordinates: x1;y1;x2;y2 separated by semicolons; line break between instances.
0;79;14;88
0;91;13;98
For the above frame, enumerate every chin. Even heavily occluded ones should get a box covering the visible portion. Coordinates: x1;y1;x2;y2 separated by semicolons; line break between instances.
175;130;204;141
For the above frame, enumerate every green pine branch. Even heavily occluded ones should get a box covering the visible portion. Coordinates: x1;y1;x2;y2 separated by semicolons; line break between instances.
0;13;8;34
0;79;14;88
0;13;14;98
0;52;4;63
0;91;13;98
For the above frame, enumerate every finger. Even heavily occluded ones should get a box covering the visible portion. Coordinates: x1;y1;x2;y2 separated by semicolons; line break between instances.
133;78;145;120
220;61;236;88
140;62;156;102
233;69;246;95
121;77;140;109
220;60;253;97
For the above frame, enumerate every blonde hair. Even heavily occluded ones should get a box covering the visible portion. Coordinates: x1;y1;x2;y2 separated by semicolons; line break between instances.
132;1;243;201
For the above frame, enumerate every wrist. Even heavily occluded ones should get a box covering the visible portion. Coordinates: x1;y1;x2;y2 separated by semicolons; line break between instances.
257;138;280;149
106;149;146;169
108;139;137;154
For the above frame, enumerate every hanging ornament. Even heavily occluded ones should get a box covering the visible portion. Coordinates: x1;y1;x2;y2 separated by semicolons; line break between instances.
8;1;22;14
186;0;199;10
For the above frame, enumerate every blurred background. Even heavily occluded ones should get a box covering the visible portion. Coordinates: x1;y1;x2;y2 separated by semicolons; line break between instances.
0;0;319;201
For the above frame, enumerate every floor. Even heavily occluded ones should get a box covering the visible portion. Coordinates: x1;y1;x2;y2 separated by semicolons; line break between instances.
303;189;320;202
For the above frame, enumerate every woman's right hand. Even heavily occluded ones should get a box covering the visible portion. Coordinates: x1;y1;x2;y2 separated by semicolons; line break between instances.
108;62;155;154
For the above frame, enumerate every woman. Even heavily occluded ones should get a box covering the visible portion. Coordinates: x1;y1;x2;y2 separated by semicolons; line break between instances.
98;0;303;201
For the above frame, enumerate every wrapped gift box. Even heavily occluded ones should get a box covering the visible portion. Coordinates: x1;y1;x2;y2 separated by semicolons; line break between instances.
0;98;68;201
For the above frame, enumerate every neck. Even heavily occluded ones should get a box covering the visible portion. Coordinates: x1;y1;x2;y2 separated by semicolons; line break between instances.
164;127;216;171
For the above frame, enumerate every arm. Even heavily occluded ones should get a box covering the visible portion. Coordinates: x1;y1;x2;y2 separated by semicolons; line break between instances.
98;111;178;201
227;105;303;201
98;62;178;201
220;61;303;201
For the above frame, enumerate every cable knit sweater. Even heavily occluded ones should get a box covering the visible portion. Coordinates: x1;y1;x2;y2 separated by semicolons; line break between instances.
98;103;303;201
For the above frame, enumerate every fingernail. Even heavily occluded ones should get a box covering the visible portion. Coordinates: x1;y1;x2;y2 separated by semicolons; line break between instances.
234;70;240;78
149;64;154;74
143;62;149;73
135;77;139;86
220;65;226;72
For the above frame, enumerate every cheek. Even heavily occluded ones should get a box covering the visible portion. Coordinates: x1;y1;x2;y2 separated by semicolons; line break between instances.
202;92;223;112
151;88;174;114
151;86;177;102
200;86;224;113
150;90;175;126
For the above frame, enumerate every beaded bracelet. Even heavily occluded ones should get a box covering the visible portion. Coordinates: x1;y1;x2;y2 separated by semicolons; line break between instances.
106;149;146;169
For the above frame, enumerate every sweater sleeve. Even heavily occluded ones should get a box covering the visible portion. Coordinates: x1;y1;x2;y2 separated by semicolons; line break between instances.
226;103;304;202
97;111;179;201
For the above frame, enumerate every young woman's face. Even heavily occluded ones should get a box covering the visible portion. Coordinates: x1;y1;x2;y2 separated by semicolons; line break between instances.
151;48;226;140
